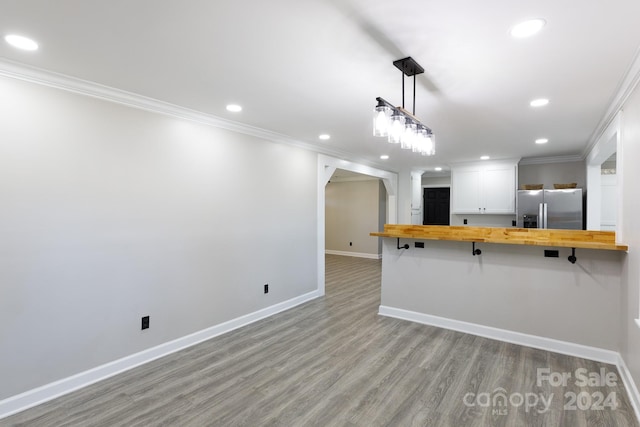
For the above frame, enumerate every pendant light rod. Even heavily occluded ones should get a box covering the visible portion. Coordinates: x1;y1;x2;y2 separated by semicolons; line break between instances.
413;74;416;115
393;57;424;115
401;72;405;110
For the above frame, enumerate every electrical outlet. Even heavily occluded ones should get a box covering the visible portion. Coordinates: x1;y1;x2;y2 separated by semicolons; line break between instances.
544;250;559;258
463;219;468;225
264;284;269;294
415;242;425;248
141;316;150;330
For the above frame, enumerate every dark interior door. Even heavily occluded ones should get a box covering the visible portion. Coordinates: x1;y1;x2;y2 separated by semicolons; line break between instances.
424;187;450;225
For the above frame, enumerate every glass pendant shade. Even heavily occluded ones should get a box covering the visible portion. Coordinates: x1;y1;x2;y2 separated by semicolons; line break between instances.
401;123;417;150
422;133;435;156
373;104;392;137
388;114;405;144
414;129;427;153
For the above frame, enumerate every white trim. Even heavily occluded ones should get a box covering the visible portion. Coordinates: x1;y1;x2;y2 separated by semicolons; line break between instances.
584;46;640;158
585;112;622;233
449;158;522;168
615;110;624;245
617;354;640;422
519;155;585;165
0;290;321;420
378;305;618;364
325;250;381;259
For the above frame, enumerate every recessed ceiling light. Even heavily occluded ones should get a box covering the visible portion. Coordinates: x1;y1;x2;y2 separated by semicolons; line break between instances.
380;155;389;160
435;167;443;171
530;98;549;107
226;104;242;112
510;19;546;38
319;134;331;140
480;155;491;160
4;34;39;51
535;138;549;144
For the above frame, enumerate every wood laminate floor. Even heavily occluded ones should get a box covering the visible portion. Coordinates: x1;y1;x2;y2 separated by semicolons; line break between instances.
2;255;637;426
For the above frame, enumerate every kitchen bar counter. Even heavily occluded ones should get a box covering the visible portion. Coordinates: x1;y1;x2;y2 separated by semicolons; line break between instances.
375;226;624;358
371;224;628;251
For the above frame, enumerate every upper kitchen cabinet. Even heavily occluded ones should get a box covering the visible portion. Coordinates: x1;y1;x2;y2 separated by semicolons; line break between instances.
451;160;518;214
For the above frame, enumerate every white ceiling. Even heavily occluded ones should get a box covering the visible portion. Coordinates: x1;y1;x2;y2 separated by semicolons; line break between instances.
2;0;640;174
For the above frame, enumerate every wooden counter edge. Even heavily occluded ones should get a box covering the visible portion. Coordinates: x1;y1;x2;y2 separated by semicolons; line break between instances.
369;231;629;252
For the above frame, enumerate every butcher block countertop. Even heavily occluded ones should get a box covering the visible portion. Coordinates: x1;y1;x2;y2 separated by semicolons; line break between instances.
371;225;628;251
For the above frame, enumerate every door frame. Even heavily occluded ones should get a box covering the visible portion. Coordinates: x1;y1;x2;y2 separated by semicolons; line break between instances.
317;154;398;296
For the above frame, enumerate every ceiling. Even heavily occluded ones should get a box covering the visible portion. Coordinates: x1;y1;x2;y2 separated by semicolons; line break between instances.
2;0;640;175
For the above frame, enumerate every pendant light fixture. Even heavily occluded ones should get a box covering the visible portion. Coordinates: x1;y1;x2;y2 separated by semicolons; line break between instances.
373;57;435;156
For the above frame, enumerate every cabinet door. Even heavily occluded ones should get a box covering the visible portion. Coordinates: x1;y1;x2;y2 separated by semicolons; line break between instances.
482;165;516;214
452;169;482;213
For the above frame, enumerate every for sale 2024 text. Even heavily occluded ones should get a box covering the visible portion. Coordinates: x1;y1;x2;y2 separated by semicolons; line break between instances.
537;367;619;412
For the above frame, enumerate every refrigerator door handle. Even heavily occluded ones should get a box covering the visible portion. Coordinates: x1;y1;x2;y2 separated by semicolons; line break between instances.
538;203;544;229
543;203;548;229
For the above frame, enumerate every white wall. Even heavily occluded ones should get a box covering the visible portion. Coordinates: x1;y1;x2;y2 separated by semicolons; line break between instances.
450;214;515;227
619;78;640;397
380;239;622;351
397;170;413;224
421;175;451;187
518;161;586;190
601;173;618;231
0;76;318;400
325;179;385;256
378;180;387;252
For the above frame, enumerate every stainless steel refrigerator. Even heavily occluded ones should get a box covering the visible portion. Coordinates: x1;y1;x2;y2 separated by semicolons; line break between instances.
517;189;583;229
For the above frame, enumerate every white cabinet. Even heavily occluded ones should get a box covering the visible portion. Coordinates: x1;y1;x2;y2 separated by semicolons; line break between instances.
451;169;481;213
451;161;517;214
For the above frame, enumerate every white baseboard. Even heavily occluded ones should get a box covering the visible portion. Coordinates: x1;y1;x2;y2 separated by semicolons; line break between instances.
617;353;640;423
325;250;381;259
0;290;321;420
378;305;619;364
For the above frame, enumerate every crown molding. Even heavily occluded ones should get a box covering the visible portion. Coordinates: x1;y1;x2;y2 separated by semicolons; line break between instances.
329;176;380;183
583;46;640;158
519;155;585;165
0;58;392;172
0;59;308;149
448;157;521;168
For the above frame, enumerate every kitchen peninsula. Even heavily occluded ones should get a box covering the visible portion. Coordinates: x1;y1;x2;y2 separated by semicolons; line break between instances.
372;224;628;251
371;224;628;362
